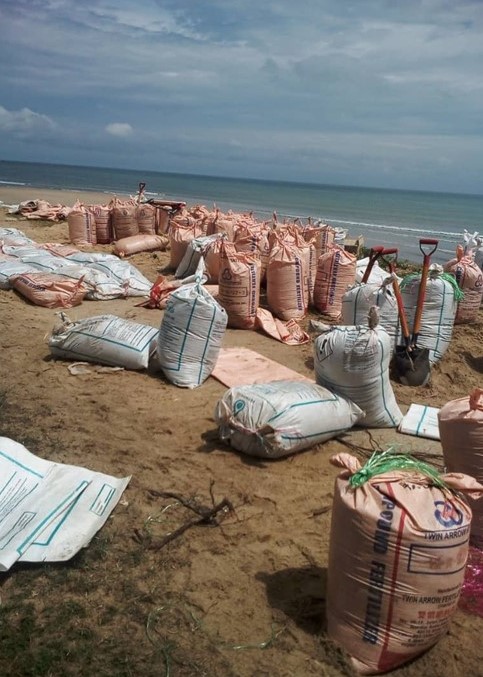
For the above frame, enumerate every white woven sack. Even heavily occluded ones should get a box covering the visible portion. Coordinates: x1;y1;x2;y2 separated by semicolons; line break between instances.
0;260;40;289
2;245;48;259
64;252;139;299
314;311;402;427
399;266;457;364
0;227;34;246
49;314;158;370
175;234;220;279
215;380;363;458
341;279;399;352
157;283;227;388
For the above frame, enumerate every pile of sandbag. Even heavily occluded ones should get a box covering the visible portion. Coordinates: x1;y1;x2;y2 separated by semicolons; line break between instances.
168;210;357;325
0;228;152;306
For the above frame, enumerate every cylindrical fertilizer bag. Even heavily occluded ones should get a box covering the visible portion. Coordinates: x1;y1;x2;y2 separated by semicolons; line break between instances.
399;266;460;364
327;450;483;674
341;278;399;353
266;241;308;321
439;389;483;548
203;234;226;284
215;380;363;459
136;202;156;234
234;226;271;284
68;202;97;245
110;198;139;240
157;283;227;388
314;308;402;427
218;242;261;329
302;223;335;258
313;245;357;319
87;204;112;244
443;245;483;323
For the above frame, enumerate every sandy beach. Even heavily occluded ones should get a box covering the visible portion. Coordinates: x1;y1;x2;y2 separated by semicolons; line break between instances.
0;186;482;677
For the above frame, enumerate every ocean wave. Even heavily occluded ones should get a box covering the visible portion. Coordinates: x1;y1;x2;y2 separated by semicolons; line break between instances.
0;180;27;186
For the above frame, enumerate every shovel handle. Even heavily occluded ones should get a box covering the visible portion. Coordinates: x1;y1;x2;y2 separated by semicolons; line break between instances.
362;246;384;283
413;238;438;343
419;238;438;259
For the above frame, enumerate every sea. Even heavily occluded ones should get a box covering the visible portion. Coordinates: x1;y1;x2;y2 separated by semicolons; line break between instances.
1;159;482;264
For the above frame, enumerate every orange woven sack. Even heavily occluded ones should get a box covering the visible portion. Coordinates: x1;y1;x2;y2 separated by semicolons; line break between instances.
234;226;270;284
313;245;356;319
218;241;261;329
302;223;335;257
327;450;483;675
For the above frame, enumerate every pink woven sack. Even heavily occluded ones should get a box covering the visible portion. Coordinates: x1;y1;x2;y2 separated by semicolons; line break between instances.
439;388;483;547
136;203;156;235
88;204;113;244
11;273;86;308
113;233;169;258
169;221;206;270
266;240;308;320
443;245;483;323
313;245;356;319
218;242;261;329
67;202;97;245
110;198;139;240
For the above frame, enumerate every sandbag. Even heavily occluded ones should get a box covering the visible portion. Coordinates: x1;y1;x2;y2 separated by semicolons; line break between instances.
234;226;270;283
67;202;97;245
0;258;44;290
87;204;113;244
443;245;483;323
215;380;363;458
169;221;206;270
110;198;138;240
313;245;357;319
400;266;460;364
0;227;34;246
218;242;261;329
341;278;399;352
266;240;308;320
314;309;402;427
49;314;158;369
11;273;86;308
175;234;221;279
113;233;168;257
136;202;156;234
439;389;483;547
157;283;227;388
327;450;482;674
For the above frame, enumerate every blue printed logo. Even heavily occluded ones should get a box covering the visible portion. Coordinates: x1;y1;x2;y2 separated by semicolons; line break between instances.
434;501;463;528
233;399;245;415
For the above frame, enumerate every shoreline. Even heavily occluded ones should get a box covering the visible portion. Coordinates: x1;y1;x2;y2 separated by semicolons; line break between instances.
0;185;133;208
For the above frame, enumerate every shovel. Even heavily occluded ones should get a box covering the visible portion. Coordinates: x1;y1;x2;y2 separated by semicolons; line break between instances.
393;238;438;386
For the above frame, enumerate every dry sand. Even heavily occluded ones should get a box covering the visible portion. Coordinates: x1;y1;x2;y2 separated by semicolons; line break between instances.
0;186;482;676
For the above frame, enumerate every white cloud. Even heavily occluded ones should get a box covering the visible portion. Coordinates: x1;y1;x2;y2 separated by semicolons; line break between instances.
105;122;133;137
0;105;56;134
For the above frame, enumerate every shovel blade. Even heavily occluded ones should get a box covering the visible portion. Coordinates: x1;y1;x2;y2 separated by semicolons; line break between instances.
394;346;431;386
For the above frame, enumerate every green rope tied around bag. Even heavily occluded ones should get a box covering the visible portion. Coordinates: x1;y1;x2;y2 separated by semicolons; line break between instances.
349;447;448;489
400;272;464;300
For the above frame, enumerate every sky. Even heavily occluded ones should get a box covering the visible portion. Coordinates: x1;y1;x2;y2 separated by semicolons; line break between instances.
1;0;483;194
